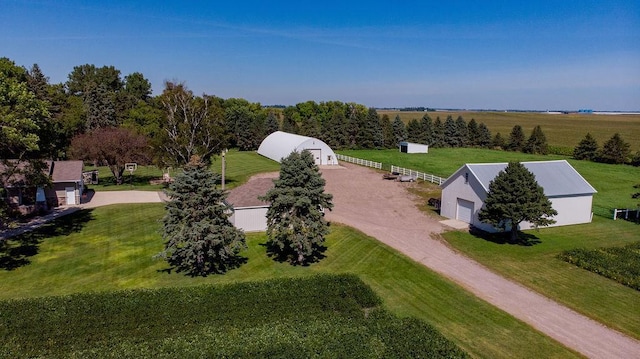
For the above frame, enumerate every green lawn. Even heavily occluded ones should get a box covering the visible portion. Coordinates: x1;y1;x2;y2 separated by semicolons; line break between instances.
0;204;578;359
84;150;280;191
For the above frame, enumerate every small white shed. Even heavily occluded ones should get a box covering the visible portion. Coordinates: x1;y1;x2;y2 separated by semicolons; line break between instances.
258;131;338;165
226;177;274;232
399;142;429;154
440;160;597;232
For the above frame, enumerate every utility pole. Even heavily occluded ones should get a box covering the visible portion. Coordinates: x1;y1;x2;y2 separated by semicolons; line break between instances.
221;149;227;189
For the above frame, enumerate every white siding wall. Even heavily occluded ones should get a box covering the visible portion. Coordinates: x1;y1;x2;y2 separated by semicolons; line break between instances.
441;171;486;228
407;143;428;153
518;195;593;230
230;207;268;232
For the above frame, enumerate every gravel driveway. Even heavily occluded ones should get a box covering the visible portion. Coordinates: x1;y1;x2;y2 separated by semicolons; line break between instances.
321;162;640;359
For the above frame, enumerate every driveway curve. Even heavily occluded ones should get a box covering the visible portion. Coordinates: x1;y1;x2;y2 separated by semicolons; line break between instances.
321;162;640;359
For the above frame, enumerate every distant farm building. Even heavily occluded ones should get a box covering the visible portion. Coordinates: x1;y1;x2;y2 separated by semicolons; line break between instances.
399;141;429;154
227;177;274;232
258;131;339;165
440;160;597;232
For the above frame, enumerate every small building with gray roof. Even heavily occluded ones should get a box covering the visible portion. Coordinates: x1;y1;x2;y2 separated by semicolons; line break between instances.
440;160;597;232
226;177;275;232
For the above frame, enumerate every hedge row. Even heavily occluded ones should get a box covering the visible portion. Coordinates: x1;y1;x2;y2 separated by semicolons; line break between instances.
0;274;467;358
558;242;640;291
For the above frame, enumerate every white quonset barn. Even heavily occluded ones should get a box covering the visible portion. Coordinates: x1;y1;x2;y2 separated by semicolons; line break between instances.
226;177;274;232
440;160;597;232
399;141;429;154
258;131;339;165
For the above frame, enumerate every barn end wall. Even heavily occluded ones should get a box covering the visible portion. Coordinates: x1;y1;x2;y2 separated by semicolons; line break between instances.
230;206;269;232
441;169;487;227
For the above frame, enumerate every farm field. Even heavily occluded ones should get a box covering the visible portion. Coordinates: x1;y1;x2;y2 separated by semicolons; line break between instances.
379;110;640;152
0;275;468;358
338;148;640;339
0;204;578;358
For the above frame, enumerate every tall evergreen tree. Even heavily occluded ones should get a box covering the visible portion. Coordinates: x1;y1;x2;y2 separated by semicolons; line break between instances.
380;114;394;149
406;119;423;143
573;133;599;161
158;158;247;276
597;133;631;164
392;115;407;145
363;107;384;148
506;125;525;151
420;114;434;145
443;116;457;147
321;107;348;149
523;125;548;155
492;132;505;149
454;116;468;147
478;162;557;242
264;110;280;135
432;117;445;148
467;118;479;147
85;84;117;130
477;122;492;148
261;150;333;265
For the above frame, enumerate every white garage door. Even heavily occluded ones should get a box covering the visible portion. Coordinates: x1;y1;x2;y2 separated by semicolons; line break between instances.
456;198;474;223
308;149;321;165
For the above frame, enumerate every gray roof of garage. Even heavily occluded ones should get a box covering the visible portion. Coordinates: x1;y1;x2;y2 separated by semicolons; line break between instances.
449;160;597;197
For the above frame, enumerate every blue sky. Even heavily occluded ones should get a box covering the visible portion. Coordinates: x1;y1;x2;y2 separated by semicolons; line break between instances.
1;0;639;110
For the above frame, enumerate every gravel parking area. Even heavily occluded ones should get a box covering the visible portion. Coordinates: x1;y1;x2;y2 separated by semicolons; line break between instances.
322;162;640;359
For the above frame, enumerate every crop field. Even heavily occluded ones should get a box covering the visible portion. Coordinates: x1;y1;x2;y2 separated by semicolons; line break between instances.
0;275;469;358
379;110;640;152
337;148;640;339
0;204;578;358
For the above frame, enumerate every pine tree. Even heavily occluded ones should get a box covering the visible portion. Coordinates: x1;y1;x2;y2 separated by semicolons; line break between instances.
492;132;505;149
392;115;407;145
506;125;525;151
478;162;557;243
454;116;468;147
380;114;394;148
420;114;434;145
597;133;630;164
523;125;548;155
467;118;479;147
158;159;246;276
443;116;457;147
264;110;280;135
406;119;422;143
477;122;492;148
432;117;445;147
573;133;599;161
261;150;333;265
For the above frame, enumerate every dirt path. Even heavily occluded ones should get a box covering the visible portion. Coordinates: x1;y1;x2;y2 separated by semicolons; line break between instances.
321;162;640;359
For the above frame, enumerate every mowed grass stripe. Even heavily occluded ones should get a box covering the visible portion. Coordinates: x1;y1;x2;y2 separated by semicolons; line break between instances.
0;204;577;358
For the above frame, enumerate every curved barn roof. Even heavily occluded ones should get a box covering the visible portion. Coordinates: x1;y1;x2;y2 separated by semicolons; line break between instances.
257;131;338;165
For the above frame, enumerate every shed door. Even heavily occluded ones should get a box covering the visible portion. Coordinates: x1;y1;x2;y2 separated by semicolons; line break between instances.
308;149;321;165
456;198;474;223
66;187;76;205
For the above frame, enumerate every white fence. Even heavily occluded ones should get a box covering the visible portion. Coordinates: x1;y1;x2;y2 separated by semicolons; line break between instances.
391;165;447;185
336;154;382;169
613;208;640;222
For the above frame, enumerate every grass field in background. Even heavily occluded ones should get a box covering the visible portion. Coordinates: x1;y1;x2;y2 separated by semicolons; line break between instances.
0;204;577;358
379;110;640;152
84;149;280;191
337;148;640;216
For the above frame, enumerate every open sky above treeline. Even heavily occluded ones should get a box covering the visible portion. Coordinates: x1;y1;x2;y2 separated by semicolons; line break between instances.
1;0;638;111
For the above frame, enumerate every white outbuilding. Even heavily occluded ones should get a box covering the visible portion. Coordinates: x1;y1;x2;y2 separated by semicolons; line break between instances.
399;141;429;154
440;160;597;232
258;131;339;165
227;177;274;232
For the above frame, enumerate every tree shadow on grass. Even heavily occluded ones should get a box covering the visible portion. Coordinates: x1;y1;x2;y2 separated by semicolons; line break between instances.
469;226;542;246
156;255;248;277
261;242;327;266
0;209;94;270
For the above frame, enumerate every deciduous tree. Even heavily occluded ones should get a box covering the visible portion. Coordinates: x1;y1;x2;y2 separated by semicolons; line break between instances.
69;127;150;184
260;150;333;265
478;162;557;242
158;158;246;276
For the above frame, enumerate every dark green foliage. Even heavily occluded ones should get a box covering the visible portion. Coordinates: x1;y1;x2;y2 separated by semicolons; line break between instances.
558;242;640;291
84;83;117;129
597;133;631;164
506;125;525;151
224;98;264;151
477;122;492;148
443;116;457;147
492;132;505;149
573;133;599;160
467;118;479;146
392;115;407;145
420;114;434;145
261;150;333;265
380;114;394;148
454;116;468;147
159;161;246;276
281;106;300;134
362;107;383;148
405;118;422;143
478;162;557;242
631;152;640;167
432;117;445;147
523;125;548;155
264;110;280;135
0;274;467;358
123;72;152;102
